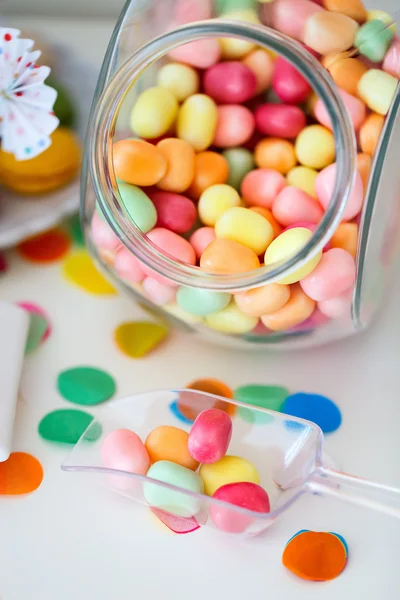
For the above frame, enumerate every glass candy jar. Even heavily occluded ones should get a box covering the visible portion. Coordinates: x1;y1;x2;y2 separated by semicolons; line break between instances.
81;0;400;349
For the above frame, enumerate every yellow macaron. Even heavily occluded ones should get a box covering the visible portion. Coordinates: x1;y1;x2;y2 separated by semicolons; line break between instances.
0;127;81;195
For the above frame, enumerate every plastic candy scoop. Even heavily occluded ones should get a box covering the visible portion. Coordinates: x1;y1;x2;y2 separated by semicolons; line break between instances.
62;389;400;536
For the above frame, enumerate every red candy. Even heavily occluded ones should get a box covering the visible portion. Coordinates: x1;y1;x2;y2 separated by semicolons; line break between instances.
210;482;270;533
148;191;197;234
272;57;312;104
203;61;258;104
255;104;306;139
188;409;232;464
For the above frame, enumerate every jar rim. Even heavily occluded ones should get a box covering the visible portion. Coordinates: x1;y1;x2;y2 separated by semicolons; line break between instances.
87;18;357;292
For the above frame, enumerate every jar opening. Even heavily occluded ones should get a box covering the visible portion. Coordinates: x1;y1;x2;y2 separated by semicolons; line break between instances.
88;19;356;292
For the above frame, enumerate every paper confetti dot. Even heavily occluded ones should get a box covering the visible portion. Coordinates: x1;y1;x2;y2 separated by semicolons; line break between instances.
38;409;101;444
177;378;235;421
17;302;52;342
25;312;48;353
0;252;8;273
18;229;71;263
169;400;194;425
57;366;116;406
150;507;201;534
114;321;168;358
282;392;342;433
282;530;348;581
0;452;43;495
63;251;116;295
68;214;85;247
235;384;288;425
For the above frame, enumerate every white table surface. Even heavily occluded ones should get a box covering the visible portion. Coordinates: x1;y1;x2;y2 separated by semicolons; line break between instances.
1;16;400;600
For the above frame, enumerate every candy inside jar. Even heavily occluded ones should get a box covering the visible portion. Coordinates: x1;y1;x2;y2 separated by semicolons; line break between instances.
82;0;400;349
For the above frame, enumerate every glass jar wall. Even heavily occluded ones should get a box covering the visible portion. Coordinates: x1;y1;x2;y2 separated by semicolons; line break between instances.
81;0;400;349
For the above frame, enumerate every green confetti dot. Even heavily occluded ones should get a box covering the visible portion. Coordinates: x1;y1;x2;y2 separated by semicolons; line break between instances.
235;384;289;425
57;366;116;406
38;409;101;444
25;313;48;354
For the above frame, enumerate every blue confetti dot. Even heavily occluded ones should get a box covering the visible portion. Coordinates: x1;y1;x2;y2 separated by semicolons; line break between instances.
38;139;45;147
282;392;342;434
329;532;349;557
0;48;3;55
169;401;194;425
25;147;32;154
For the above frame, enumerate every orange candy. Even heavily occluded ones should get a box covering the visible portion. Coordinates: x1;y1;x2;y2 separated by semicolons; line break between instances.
249;207;283;238
188;151;229;200
145;425;199;470
359;113;385;156
331;223;358;258
261;284;315;331
112;139;167;186
356;152;372;189
254;138;297;174
242;49;275;94
0;452;43;495
235;283;291;317
282;531;348;581
324;56;367;96
178;378;235;421
18;229;71;263
322;0;367;22
200;239;260;274
156;138;196;193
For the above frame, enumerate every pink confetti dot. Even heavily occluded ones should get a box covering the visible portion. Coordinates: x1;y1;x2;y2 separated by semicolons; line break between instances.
16;302;52;342
16;128;24;136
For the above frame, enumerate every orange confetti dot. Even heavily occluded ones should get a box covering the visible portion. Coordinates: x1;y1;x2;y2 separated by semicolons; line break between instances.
0;452;43;495
178;378;236;421
282;531;348;581
18;229;71;263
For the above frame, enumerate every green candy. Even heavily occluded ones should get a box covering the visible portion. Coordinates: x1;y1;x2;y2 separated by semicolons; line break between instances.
216;0;257;14
118;183;157;233
38;409;101;444
57;366;116;406
47;76;76;127
176;287;231;316
355;20;393;63
235;384;289;424
144;461;204;517
223;148;255;191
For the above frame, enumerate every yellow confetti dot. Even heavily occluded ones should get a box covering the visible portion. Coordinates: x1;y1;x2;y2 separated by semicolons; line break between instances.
63;251;116;295
114;321;169;358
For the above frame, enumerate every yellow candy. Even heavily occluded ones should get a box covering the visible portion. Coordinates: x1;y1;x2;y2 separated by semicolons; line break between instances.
219;10;260;59
286;166;318;198
177;94;218;151
357;69;397;116
157;63;200;102
295;125;335;170
204;301;258;334
200;455;260;496
215;206;274;255
264;228;322;285
366;10;397;34
130;86;178;139
198;184;241;226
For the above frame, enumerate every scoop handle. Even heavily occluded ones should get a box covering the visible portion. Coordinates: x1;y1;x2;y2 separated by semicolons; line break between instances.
306;466;400;520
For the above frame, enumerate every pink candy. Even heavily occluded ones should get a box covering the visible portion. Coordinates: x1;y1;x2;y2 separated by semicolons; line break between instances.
300;248;356;301
203;61;257;104
213;105;255;148
270;0;323;40
241;168;287;208
91;212;120;251
318;287;353;318
169;39;221;69
146;227;196;265
142;277;177;305
188;409;232;464
114;247;145;283
315;163;364;222
314;90;366;131
189;226;216;259
272;56;312;104
383;37;400;79
101;429;150;490
273;186;323;226
148;190;197;234
210;482;270;533
255;103;306;139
